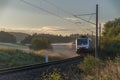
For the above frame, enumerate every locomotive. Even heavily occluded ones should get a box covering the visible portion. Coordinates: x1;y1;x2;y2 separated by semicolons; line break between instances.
76;36;94;55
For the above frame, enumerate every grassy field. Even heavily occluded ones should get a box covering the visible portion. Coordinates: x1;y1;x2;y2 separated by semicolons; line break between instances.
0;42;62;57
0;42;64;70
0;42;29;51
0;48;62;69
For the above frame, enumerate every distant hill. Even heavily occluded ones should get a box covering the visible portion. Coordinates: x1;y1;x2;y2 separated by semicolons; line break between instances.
0;31;16;43
9;32;29;43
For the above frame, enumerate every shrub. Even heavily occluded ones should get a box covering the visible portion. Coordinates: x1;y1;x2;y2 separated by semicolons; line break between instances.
81;55;98;74
41;72;63;80
30;38;51;50
100;39;120;59
82;56;120;80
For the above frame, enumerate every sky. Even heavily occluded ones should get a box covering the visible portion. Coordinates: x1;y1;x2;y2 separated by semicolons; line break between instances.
0;0;120;35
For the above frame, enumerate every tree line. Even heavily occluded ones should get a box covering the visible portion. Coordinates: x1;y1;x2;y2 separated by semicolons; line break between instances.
21;33;91;44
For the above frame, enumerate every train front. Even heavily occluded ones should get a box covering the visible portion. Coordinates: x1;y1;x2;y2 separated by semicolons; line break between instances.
76;37;90;54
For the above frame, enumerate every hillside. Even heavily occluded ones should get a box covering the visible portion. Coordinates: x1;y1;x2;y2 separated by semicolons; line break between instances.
0;31;16;43
9;32;29;43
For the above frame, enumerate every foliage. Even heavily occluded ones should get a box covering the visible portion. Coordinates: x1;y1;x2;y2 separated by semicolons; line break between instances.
100;40;120;59
103;18;120;37
82;56;120;80
0;31;16;43
41;72;63;80
100;18;120;59
30;38;51;50
81;55;98;74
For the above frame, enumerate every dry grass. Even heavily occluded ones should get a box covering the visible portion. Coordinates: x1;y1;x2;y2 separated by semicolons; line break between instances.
82;57;120;80
34;50;63;58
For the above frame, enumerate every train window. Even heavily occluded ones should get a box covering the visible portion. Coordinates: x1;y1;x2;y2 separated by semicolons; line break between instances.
77;38;88;45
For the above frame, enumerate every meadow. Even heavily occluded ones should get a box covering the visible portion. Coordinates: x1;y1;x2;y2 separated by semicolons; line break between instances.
0;42;61;69
0;42;29;51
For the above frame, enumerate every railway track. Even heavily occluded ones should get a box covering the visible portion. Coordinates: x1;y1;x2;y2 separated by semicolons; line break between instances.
0;56;83;80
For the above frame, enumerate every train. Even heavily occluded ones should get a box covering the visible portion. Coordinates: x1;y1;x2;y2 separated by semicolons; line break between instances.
75;36;94;55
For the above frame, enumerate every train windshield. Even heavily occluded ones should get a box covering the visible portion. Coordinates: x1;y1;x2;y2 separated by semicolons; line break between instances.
77;38;88;45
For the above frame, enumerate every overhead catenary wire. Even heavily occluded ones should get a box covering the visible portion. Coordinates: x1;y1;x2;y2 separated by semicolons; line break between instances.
73;15;96;25
20;0;75;24
41;0;74;16
40;0;97;31
88;14;94;22
20;0;63;19
41;0;97;34
39;0;84;25
42;0;96;24
76;13;96;16
20;0;95;34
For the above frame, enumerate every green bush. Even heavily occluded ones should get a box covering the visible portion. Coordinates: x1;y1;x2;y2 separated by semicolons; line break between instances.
30;38;51;50
100;39;120;59
81;55;98;74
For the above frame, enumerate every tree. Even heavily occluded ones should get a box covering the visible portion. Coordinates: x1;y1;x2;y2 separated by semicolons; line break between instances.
100;18;120;59
30;38;51;50
103;18;120;38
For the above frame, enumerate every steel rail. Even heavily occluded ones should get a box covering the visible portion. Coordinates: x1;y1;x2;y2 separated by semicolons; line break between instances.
0;56;83;75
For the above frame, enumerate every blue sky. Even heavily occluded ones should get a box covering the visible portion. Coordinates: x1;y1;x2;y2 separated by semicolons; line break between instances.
0;0;120;35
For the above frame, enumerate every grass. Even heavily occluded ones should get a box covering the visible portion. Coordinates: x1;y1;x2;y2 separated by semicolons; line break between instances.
0;42;29;51
81;58;120;80
0;48;61;69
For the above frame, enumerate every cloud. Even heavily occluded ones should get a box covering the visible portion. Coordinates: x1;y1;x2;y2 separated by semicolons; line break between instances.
0;26;71;35
40;26;69;31
65;17;80;21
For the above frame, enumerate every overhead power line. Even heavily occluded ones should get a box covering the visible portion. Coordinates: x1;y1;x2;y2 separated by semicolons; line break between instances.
20;0;95;34
42;0;96;25
41;0;73;15
76;13;96;16
20;0;77;24
73;15;96;25
88;14;94;22
20;0;63;19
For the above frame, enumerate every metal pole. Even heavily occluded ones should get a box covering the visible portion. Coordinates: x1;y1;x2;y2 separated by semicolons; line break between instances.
99;23;101;54
95;4;99;58
92;31;93;40
45;52;48;62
